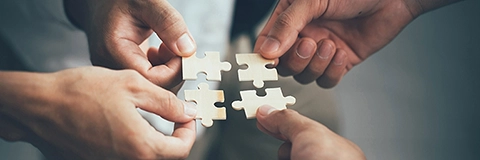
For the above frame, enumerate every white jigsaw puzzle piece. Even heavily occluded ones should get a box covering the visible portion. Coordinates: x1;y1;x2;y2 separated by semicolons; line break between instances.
232;87;296;119
183;52;232;81
184;83;226;127
236;53;278;88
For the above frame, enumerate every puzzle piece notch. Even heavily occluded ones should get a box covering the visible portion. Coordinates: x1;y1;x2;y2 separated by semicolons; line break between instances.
236;53;278;88
183;52;232;81
184;83;226;127
232;87;296;119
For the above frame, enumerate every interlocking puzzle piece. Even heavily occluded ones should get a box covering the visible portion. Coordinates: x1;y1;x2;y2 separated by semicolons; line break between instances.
184;83;226;127
232;87;296;119
183;52;231;81
236;53;278;88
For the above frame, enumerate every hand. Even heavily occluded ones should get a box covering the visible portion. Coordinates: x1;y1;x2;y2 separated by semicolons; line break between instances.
256;105;365;160
254;0;419;88
64;0;196;87
0;67;197;159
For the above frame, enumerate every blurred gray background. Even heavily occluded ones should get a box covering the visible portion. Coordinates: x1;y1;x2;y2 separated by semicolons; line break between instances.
335;1;480;159
1;0;479;160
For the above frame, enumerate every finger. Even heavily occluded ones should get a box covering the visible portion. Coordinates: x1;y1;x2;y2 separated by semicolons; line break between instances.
293;39;336;84
146;43;176;66
316;49;348;88
256;105;316;142
140;0;196;56
135;87;196;123
278;142;292;160
150;120;196;159
145;57;182;88
254;0;328;59
277;38;316;76
144;44;183;87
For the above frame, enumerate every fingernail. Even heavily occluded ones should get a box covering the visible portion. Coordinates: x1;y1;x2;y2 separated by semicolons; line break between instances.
258;105;277;116
260;37;280;54
176;33;195;55
317;41;333;60
296;40;315;59
183;101;197;118
333;50;346;65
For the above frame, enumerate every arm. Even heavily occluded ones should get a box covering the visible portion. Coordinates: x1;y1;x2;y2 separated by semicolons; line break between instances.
254;0;464;88
256;105;366;159
0;67;196;159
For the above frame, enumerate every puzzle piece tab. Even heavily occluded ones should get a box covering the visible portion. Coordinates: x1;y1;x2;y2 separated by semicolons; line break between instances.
236;53;278;88
184;83;226;127
183;52;232;81
232;87;295;119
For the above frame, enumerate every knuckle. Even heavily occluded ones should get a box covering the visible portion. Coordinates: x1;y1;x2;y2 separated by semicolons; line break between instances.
160;92;179;114
275;12;295;31
123;69;143;82
155;9;185;33
121;70;146;90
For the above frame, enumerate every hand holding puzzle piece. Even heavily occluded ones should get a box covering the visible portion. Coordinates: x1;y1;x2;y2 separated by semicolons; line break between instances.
182;52;295;127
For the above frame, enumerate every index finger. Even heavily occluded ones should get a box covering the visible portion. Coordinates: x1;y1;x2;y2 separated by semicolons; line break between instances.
253;0;328;59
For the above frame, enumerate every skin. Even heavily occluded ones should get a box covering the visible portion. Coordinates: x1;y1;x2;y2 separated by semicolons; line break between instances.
3;0;195;159
0;67;196;159
64;0;197;88
256;105;366;160
254;0;463;88
0;0;465;159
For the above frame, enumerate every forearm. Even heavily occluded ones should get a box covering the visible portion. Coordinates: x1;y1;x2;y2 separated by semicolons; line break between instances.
403;0;465;17
0;71;57;123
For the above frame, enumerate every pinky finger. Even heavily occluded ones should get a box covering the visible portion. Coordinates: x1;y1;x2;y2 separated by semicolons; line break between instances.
316;49;348;88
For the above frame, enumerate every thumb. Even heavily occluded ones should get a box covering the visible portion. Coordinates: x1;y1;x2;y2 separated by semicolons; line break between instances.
256;105;316;142
136;86;197;123
141;0;196;57
254;0;327;59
